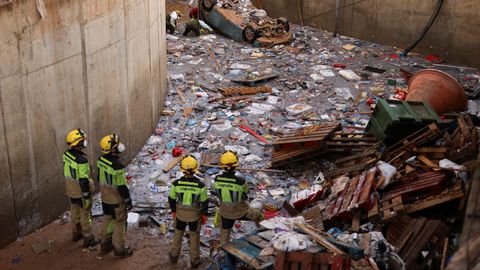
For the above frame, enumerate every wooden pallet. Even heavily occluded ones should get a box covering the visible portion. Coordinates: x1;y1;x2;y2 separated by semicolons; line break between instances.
392;217;449;268
381;171;447;202
327;168;377;220
273;124;341;150
380;196;405;220
271;146;326;167
300;205;325;231
326;132;379;154
219;86;272;96
275;251;350;270
404;182;464;214
333;149;380;169
383;123;441;166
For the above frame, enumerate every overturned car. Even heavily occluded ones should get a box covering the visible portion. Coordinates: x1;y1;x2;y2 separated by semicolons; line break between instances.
199;0;292;46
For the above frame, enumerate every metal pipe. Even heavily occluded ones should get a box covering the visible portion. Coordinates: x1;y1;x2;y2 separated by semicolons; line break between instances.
297;0;304;27
334;0;341;37
401;0;445;56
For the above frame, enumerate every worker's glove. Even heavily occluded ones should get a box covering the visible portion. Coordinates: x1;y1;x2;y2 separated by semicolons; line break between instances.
126;202;133;211
172;212;176;220
82;197;91;209
201;215;207;225
124;198;133;211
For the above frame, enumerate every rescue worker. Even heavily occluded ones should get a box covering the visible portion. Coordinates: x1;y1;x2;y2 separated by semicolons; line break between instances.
213;151;264;245
166;10;181;34
168;155;208;268
63;129;98;248
97;134;133;258
183;18;213;37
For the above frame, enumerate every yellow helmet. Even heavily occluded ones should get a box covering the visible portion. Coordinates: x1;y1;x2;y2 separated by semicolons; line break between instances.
220;150;238;169
66;128;87;148
180;155;198;174
100;134;125;154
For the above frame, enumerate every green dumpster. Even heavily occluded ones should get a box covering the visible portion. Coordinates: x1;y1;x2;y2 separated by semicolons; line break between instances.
366;99;441;145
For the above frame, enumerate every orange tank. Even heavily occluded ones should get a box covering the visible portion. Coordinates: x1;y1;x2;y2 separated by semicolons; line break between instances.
406;69;467;115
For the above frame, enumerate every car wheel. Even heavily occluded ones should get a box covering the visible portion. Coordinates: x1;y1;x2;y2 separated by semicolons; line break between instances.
242;25;258;43
277;17;290;32
201;0;217;12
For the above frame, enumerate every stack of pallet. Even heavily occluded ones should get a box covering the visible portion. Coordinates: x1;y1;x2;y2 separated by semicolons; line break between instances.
271;123;341;167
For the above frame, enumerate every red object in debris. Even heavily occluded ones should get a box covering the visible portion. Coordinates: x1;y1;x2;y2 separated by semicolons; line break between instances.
189;7;199;19
263;210;279;220
387;53;400;60
366;98;376;105
424;54;444;63
291;185;324;211
172;147;183;157
406;69;467;114
333;63;346;69
126;175;132;183
239;124;268;143
394;90;407;100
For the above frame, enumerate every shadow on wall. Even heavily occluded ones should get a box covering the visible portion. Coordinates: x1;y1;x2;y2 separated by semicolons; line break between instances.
0;0;167;247
255;0;480;69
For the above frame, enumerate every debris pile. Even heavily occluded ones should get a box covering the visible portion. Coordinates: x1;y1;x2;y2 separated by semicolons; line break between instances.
117;1;480;268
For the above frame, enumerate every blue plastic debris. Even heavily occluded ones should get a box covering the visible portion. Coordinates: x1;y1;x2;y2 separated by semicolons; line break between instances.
166;141;177;149
186;118;197;126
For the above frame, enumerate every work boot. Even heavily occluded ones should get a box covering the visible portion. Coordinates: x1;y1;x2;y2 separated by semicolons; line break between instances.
168;252;179;263
191;258;201;269
99;239;113;255
83;235;100;248
72;232;82;242
72;224;82;242
113;247;134;259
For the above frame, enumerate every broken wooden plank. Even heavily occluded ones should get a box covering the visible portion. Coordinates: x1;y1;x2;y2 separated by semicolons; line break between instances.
162;156;183;173
222;240;274;269
295;223;346;255
417;155;441;171
349;172;367;210
357;168;377;208
174;85;187;103
231;73;279;87
413;146;448;153
207;47;220;72
219;86;272;96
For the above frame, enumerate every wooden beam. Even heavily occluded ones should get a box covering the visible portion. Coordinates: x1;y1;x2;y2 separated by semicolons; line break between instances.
162;156;182;173
295;223;346;255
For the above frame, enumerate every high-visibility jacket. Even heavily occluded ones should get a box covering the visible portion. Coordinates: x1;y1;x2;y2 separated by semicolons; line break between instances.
168;176;208;222
213;171;249;219
63;149;91;199
97;154;131;205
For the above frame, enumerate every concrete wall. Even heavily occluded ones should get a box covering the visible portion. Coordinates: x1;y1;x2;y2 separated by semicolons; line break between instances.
0;0;167;247
256;0;480;68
